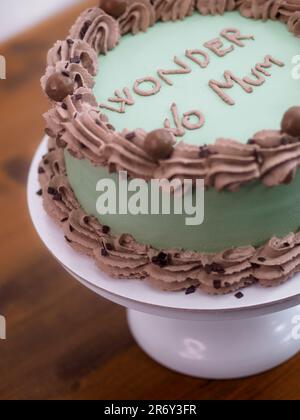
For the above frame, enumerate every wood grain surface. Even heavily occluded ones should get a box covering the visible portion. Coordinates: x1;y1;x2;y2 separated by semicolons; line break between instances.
0;1;299;400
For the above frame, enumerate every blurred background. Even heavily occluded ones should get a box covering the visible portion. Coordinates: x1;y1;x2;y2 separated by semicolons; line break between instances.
0;0;299;400
0;0;81;42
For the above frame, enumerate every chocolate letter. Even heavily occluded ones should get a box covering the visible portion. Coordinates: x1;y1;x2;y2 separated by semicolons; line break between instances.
221;28;254;47
100;87;134;113
185;49;210;68
133;77;161;96
209;71;253;106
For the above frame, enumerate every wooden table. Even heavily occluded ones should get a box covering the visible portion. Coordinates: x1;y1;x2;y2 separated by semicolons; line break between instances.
0;1;299;400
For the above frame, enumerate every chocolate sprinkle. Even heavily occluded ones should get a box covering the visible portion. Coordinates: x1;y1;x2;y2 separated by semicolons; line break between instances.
38;167;45;174
44;127;55;138
204;263;225;274
152;252;172;268
102;225;111;234
235;292;244;299
79;20;92;40
47;187;56;196
251;262;260;269
199;146;211;158
101;248;109;257
185;285;196;295
213;280;222;290
125;132;136;141
70;56;81;64
36;189;43;196
56;136;67;148
53;192;62;202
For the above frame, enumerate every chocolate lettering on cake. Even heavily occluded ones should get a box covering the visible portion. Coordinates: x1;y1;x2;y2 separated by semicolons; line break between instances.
255;55;285;76
99;27;286;136
157;56;191;86
182;110;205;131
210;55;285;105
221;28;254;47
243;68;266;86
164;103;185;137
164;103;205;136
185;49;210;68
204;38;234;57
209;71;253;106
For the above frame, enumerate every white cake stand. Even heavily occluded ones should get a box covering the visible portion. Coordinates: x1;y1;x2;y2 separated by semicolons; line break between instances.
28;139;300;379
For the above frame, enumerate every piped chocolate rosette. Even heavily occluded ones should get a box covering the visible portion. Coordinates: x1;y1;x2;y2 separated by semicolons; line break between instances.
39;0;300;295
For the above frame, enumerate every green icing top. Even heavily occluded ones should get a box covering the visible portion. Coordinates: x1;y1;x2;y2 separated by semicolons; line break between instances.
93;12;299;146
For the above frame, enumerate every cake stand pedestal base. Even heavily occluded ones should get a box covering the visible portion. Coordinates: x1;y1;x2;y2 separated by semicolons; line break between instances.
128;307;300;379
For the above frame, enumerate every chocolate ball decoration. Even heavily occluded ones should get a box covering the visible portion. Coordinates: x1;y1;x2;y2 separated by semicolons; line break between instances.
99;0;127;18
281;107;300;138
45;72;74;102
144;129;175;160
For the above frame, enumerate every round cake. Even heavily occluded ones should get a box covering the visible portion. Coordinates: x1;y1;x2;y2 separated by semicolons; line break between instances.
39;0;300;295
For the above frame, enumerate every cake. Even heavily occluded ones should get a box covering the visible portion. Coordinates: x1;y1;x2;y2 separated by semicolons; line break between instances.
39;0;300;295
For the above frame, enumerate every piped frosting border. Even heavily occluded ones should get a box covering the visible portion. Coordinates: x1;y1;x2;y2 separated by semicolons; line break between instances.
41;1;300;192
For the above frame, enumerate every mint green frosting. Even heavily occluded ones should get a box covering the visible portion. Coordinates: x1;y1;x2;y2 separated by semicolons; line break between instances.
65;151;300;253
93;12;299;146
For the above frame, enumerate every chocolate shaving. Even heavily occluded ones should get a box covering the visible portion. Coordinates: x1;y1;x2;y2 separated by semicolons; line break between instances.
213;279;222;290
125;132;136;141
79;20;92;40
185;285;197;295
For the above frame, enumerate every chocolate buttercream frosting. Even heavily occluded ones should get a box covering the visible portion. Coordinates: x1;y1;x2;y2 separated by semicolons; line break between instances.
251;130;300;186
69;7;120;54
239;0;300;37
118;0;156;35
47;39;99;76
38;140;300;294
197;0;239;15
288;11;300;36
152;0;195;22
44;95;300;190
41;60;95;99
